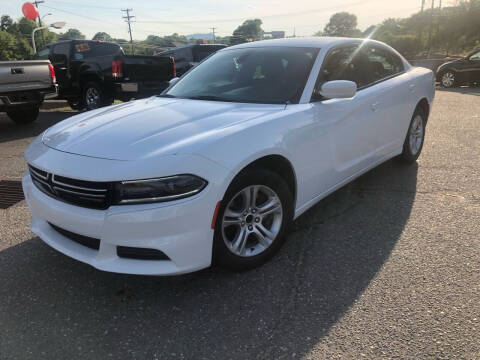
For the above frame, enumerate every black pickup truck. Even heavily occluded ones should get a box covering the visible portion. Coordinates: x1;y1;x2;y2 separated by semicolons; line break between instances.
35;40;176;110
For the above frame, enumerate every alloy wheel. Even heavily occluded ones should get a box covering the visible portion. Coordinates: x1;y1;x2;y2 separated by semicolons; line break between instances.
409;114;424;155
441;72;455;88
222;185;283;257
85;87;100;109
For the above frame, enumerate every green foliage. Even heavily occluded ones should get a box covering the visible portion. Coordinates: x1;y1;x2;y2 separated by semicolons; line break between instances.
92;32;112;41
1;15;13;32
232;19;263;44
58;28;85;40
0;30;18;60
323;12;362;37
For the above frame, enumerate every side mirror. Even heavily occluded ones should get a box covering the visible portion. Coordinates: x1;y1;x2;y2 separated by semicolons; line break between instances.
319;80;357;100
169;77;180;86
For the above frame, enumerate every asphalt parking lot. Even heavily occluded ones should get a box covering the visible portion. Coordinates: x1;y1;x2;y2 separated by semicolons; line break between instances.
0;88;479;359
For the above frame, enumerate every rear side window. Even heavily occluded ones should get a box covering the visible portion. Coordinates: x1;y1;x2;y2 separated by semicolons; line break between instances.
193;46;216;62
470;51;480;61
52;43;70;64
73;42;120;60
364;45;404;82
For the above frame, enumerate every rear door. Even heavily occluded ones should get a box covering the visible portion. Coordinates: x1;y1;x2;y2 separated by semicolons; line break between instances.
361;44;410;156
467;50;480;82
51;42;72;94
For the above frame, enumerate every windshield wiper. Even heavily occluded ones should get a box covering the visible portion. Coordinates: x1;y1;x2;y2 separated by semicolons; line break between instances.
185;95;232;102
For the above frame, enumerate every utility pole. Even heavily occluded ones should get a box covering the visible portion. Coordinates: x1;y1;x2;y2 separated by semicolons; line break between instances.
34;0;45;49
210;27;216;44
427;0;435;56
122;9;135;54
421;0;426;12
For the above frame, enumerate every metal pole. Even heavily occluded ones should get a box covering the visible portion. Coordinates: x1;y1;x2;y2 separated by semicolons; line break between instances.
210;27;216;44
427;0;435;56
34;0;46;49
122;9;135;55
32;26;47;54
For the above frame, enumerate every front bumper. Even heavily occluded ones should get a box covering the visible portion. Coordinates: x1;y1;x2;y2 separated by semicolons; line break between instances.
22;171;218;276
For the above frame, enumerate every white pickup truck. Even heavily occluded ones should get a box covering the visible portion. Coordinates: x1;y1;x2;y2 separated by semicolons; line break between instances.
0;60;57;125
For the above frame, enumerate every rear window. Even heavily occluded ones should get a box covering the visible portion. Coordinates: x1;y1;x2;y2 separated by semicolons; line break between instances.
36;47;50;60
73;42;120;60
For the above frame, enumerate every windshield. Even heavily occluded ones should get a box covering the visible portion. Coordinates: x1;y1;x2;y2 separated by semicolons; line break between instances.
165;46;319;104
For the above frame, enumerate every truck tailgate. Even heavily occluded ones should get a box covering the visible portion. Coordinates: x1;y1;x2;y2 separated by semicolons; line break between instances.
121;56;174;82
0;60;52;93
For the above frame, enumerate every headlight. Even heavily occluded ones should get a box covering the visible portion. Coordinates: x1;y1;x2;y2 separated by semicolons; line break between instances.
114;175;207;205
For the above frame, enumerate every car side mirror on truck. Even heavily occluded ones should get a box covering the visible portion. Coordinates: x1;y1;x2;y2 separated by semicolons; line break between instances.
318;80;357;100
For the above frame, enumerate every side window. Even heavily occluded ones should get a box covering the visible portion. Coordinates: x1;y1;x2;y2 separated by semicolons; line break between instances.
364;45;404;83
174;47;192;62
470;51;480;61
315;45;375;91
36;47;50;60
52;43;70;64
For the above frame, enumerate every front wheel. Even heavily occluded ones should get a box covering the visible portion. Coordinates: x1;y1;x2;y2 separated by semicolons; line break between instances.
6;105;40;125
398;108;426;163
213;168;293;271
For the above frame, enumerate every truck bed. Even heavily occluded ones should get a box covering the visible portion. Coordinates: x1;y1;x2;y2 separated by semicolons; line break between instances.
0;60;54;94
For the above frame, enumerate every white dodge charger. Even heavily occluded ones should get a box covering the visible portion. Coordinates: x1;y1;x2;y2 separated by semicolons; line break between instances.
23;38;435;275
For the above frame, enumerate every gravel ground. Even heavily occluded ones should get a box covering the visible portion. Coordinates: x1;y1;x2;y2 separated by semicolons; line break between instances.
0;88;479;359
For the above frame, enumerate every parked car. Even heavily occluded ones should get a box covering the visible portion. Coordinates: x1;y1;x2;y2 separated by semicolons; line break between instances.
35;40;176;110
156;44;227;76
436;49;480;88
0;60;57;125
23;38;435;275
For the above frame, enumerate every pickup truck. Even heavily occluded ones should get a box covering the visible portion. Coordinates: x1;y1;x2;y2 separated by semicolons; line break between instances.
35;40;176;110
0;60;57;125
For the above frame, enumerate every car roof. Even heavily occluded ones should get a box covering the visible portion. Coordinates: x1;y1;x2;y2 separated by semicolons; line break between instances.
226;37;381;50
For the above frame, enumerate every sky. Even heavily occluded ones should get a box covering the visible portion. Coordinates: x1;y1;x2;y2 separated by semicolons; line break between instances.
1;0;451;40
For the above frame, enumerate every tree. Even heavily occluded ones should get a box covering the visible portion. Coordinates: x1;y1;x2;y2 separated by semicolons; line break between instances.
92;32;112;41
323;12;361;37
232;19;263;44
0;30;17;60
59;28;85;40
1;15;13;32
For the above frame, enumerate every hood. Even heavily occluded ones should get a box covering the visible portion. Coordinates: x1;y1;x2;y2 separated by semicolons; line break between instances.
42;97;284;161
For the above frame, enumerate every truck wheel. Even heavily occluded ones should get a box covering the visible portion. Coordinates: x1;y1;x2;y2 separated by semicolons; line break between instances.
82;82;112;110
6;105;40;125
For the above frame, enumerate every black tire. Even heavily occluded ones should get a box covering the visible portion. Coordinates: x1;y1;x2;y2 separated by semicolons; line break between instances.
439;69;457;88
6;105;40;125
67;98;82;111
398;107;427;163
82;81;113;111
213;168;294;271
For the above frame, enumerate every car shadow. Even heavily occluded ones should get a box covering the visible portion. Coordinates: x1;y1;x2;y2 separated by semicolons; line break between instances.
0;160;418;359
0;111;75;144
436;86;480;95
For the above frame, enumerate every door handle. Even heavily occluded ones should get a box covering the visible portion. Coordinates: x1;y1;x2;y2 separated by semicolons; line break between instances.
371;102;380;112
409;84;416;92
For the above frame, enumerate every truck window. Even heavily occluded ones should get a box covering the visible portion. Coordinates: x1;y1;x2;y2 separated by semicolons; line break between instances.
73;42;120;60
193;47;215;62
36;47;50;60
52;43;70;64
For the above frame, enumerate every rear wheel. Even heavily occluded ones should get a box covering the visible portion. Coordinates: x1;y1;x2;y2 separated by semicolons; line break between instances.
6;105;40;125
440;70;457;88
82;82;113;110
398;108;426;163
213;168;293;271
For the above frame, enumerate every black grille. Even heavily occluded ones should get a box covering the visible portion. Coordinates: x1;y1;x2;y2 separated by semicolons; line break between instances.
49;222;100;250
29;165;113;210
117;246;170;260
